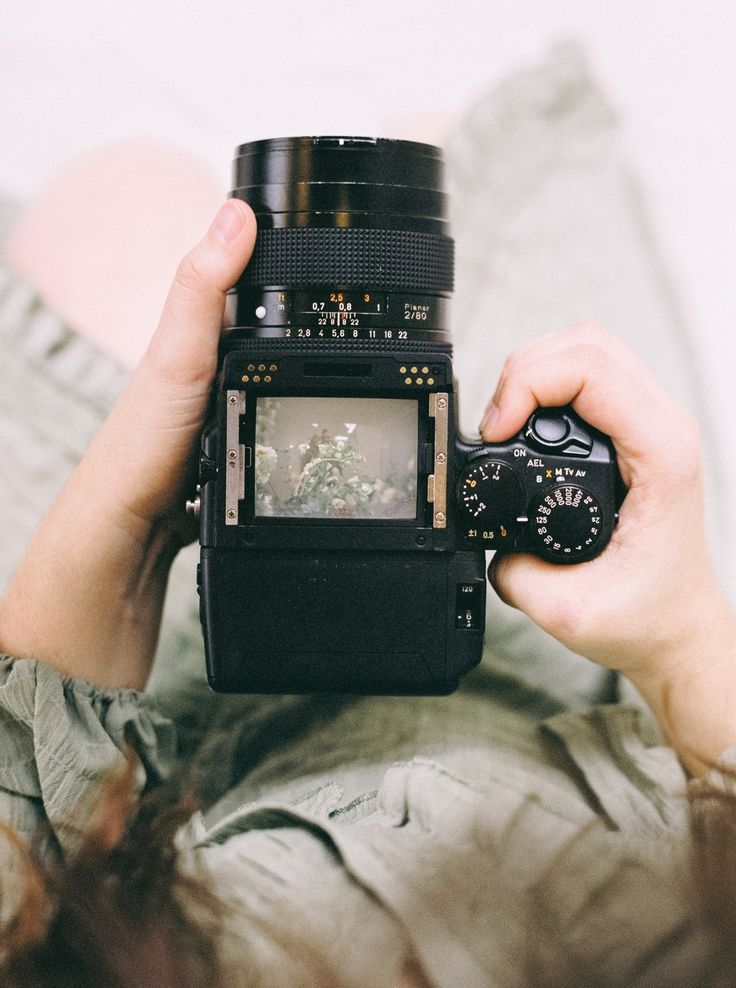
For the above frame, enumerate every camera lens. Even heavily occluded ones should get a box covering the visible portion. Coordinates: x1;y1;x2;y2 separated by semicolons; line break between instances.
225;136;453;348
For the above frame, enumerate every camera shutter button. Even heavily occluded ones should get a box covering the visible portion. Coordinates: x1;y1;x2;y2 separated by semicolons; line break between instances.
526;409;594;457
527;410;570;448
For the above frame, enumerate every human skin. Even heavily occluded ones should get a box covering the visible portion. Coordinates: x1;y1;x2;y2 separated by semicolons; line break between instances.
0;197;257;691
480;325;736;776
0;202;734;778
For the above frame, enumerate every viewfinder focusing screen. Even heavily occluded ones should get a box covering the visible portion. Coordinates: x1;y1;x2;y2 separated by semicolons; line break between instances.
255;396;418;520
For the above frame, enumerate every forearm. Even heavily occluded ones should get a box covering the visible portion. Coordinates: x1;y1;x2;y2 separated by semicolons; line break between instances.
627;590;736;777
0;481;174;690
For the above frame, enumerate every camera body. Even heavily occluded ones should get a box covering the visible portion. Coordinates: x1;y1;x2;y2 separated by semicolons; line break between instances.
193;137;620;695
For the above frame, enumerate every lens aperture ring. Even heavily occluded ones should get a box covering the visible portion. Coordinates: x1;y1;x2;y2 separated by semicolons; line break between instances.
239;228;454;294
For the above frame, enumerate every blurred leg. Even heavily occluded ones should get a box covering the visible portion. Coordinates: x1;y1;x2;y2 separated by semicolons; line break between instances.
5;139;223;369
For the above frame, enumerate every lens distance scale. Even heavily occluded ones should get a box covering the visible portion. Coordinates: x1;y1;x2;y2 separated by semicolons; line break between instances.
226;288;449;342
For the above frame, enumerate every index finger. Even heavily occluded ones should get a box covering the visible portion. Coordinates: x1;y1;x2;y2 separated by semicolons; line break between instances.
478;327;693;482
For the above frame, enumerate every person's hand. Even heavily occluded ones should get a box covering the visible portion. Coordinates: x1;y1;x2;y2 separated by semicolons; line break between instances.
480;324;736;774
0;200;257;690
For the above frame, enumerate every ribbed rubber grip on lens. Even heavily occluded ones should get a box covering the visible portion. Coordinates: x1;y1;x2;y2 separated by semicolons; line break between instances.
238;227;454;293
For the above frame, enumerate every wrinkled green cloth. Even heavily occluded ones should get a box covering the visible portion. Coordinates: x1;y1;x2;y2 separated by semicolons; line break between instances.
0;44;728;987
0;653;717;987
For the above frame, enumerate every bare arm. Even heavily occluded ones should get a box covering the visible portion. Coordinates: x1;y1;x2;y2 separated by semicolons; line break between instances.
0;199;256;689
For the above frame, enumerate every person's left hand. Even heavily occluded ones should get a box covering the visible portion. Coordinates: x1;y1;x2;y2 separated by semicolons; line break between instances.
0;200;257;689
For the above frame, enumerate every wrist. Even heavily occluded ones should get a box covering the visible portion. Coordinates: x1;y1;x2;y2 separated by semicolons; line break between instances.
0;497;177;690
627;592;736;776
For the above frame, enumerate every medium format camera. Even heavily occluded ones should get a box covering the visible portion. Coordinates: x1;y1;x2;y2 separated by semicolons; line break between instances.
192;136;620;695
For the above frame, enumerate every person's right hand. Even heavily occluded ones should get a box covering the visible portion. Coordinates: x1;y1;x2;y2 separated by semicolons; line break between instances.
479;324;736;775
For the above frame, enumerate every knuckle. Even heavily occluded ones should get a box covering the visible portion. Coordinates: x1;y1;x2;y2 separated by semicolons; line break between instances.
678;409;703;469
567;320;611;344
657;405;703;482
499;353;514;378
570;341;610;377
564;322;620;359
173;248;209;299
545;595;585;641
499;350;523;380
680;408;701;450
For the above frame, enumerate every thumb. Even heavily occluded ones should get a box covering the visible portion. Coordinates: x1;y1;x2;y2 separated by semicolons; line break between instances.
141;197;257;387
488;552;586;643
77;199;256;530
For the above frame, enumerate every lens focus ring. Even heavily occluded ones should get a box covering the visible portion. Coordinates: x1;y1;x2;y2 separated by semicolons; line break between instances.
238;227;454;294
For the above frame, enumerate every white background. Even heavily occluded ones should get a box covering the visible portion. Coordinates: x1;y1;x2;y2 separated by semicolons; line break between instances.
3;1;734;377
2;0;735;570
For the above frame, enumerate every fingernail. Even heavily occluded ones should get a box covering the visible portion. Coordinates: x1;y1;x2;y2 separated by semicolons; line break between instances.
209;200;247;245
479;402;500;437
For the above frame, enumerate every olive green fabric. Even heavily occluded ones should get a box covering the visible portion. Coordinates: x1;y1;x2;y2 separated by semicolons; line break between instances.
0;652;718;987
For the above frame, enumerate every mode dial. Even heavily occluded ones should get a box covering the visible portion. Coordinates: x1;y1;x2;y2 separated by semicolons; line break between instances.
530;484;604;562
457;460;525;542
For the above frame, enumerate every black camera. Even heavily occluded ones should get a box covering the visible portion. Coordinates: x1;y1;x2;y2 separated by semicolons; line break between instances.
192;136;620;695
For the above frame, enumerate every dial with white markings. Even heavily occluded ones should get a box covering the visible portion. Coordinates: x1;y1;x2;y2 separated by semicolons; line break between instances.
530;484;604;560
457;459;525;542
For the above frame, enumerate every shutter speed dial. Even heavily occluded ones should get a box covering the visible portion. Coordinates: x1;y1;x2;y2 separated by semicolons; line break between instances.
458;460;525;542
454;407;618;560
530;484;604;561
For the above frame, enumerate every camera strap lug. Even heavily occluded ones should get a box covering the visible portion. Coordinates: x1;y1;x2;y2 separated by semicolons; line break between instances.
428;393;449;528
225;390;246;526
